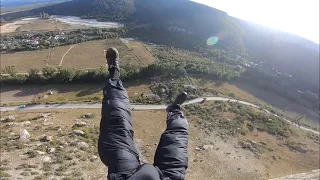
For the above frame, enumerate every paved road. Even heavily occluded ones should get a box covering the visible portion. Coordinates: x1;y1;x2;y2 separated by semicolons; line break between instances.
1;97;319;134
269;169;320;180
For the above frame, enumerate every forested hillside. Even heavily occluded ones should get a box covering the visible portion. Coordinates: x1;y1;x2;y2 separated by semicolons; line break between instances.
1;0;319;102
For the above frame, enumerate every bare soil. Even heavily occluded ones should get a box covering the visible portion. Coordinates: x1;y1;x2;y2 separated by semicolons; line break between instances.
0;18;87;34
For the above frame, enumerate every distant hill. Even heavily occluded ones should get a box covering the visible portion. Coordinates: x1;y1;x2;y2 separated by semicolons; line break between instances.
1;0;319;94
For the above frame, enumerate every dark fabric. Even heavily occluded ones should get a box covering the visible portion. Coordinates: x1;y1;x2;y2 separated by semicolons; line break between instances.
109;67;120;79
154;111;189;180
98;79;140;180
98;78;188;180
127;164;162;180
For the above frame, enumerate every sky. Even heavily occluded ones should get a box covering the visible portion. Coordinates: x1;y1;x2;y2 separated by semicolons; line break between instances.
191;0;320;44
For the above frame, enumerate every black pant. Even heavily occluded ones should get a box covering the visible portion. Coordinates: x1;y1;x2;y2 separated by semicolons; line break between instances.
98;79;188;180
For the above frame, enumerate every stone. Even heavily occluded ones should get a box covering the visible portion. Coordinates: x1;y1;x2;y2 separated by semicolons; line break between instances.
20;121;31;126
57;128;63;134
43;122;54;126
202;145;214;150
234;145;241;149
249;140;257;145
195;147;202;151
40;136;53;142
6;122;19;127
91;155;98;160
19;129;30;141
7;115;16;121
77;142;89;148
43;156;51;162
83;113;93;119
37;151;46;155
73;122;87;128
295;146;308;153
47;147;56;154
40;113;50;118
73;130;85;136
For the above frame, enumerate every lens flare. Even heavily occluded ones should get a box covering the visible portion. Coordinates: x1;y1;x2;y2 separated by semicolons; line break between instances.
207;36;219;46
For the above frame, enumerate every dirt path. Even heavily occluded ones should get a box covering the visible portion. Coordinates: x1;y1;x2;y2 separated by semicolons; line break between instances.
59;45;75;66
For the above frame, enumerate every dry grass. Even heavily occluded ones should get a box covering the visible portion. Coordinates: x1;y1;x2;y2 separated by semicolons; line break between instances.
0;45;73;72
62;40;106;69
1;50;49;73
62;39;144;69
122;40;156;66
0;82;151;106
1;39;146;72
0;107;318;180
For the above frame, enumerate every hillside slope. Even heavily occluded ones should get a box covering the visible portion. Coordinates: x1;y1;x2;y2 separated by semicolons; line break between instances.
1;0;319;106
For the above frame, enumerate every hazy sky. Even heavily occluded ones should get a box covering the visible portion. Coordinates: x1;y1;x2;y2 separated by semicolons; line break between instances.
191;0;320;44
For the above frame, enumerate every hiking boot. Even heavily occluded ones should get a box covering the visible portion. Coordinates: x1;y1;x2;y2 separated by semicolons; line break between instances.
105;47;120;79
166;92;188;112
106;47;119;69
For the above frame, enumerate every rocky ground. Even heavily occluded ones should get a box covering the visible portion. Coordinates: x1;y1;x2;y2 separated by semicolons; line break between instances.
0;107;319;180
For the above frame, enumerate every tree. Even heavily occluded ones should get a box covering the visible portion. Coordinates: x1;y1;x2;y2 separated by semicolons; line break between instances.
28;69;42;84
42;67;57;79
3;65;17;77
55;68;75;83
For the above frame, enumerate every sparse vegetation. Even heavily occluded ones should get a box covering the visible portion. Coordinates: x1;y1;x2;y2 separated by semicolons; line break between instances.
26;150;38;158
0;171;12;177
185;101;292;137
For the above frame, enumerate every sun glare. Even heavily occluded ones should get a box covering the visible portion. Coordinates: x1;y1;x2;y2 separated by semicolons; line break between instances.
192;0;320;44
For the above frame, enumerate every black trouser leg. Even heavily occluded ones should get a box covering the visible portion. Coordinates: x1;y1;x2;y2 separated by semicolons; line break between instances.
154;109;189;180
98;78;140;180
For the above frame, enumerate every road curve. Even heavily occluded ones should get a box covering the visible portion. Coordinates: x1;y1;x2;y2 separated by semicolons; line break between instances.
1;97;319;134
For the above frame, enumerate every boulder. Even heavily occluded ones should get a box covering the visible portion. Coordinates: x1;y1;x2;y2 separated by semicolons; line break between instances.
19;129;30;141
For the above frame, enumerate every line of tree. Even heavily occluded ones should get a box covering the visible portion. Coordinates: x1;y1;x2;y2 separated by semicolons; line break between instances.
1;60;245;85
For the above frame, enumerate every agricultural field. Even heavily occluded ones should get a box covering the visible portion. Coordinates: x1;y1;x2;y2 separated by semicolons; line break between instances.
0;103;319;179
62;39;141;69
121;38;156;66
1;39;144;72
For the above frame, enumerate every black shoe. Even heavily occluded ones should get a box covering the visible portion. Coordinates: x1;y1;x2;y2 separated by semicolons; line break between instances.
166;92;188;112
106;47;119;69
